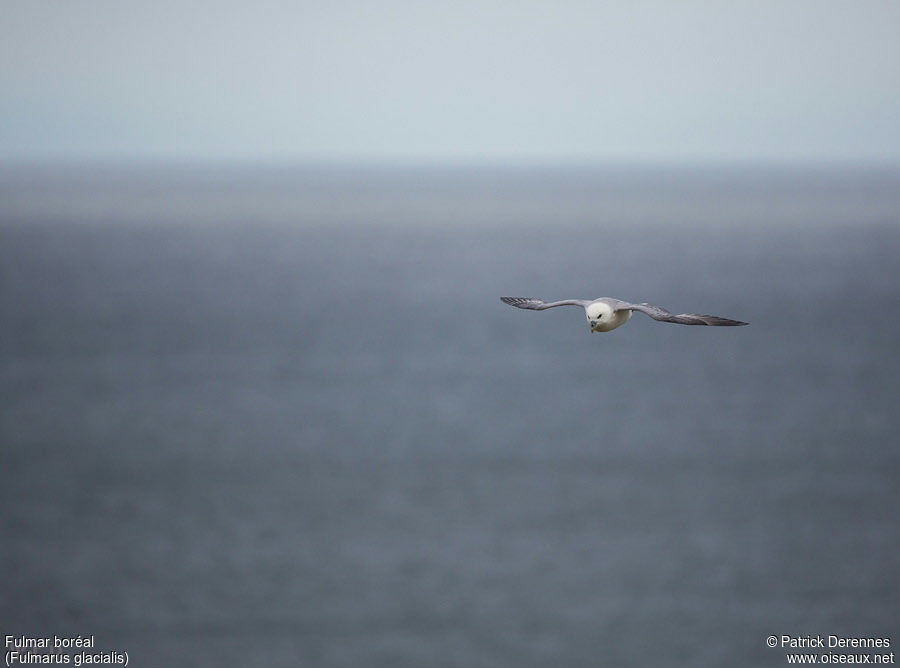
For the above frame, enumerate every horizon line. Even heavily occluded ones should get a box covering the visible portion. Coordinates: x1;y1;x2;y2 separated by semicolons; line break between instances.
2;154;900;172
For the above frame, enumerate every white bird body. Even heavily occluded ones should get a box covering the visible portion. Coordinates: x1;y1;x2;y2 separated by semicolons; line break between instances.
585;300;632;332
501;296;747;334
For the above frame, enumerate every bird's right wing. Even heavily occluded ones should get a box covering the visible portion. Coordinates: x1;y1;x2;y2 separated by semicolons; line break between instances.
501;297;589;310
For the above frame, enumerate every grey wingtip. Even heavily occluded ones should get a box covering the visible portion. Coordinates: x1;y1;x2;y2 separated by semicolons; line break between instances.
704;316;749;326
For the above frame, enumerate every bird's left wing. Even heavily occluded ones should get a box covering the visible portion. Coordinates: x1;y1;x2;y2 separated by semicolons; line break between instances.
501;297;590;310
614;300;748;326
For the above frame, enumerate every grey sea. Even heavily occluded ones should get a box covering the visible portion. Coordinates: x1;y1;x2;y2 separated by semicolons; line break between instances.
2;164;899;667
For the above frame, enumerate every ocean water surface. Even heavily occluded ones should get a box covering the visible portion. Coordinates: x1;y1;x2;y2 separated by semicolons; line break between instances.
2;164;899;666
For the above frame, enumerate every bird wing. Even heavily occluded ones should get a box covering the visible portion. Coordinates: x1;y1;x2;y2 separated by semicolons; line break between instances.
614;300;748;326
501;297;590;310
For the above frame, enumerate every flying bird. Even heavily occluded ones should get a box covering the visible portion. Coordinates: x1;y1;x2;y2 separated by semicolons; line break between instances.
501;296;748;333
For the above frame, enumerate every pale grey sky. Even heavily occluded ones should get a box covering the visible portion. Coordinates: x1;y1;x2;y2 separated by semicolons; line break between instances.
2;0;899;163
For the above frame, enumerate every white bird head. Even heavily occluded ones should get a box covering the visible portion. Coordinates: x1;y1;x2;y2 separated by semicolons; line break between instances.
585;301;614;332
